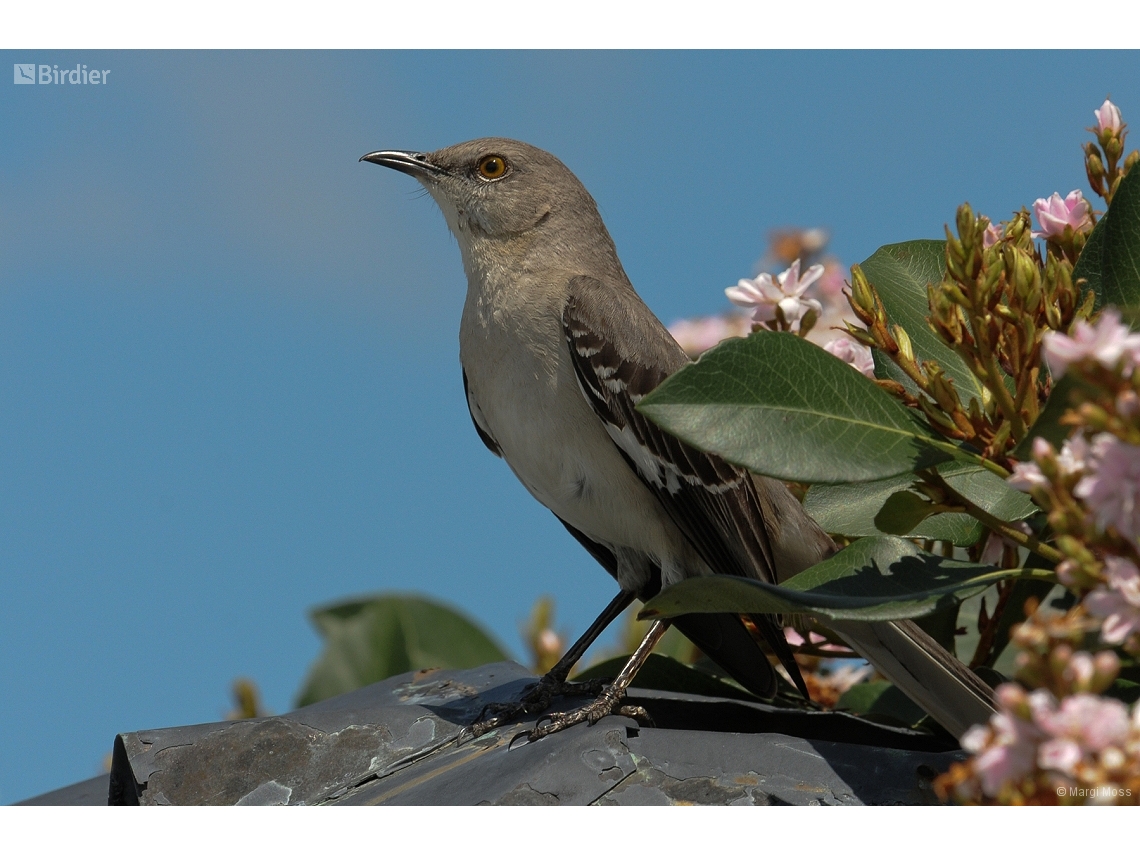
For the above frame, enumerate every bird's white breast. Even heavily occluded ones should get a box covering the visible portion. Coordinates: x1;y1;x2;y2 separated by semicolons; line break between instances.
456;264;697;589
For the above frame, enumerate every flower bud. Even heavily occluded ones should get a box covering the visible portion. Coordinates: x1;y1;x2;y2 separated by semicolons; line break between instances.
990;420;1012;453
1056;535;1096;565
1014;619;1048;649
1045;299;1062;330
1055;559;1081;586
841;321;877;348
848;265;876;316
1006;212;1029;244
1077;402;1110;432
1095;99;1124;136
995;682;1030;718
1116;389;1140;419
1049;643;1072;678
1063;650;1095;691
1101;747;1126;771
1085;145;1106;180
1014;251;1040;298
1092;650;1121;693
917;395;964;436
893;324;915;365
798;307;819;338
956;203;976;236
873;379;910;398
1025;285;1043;316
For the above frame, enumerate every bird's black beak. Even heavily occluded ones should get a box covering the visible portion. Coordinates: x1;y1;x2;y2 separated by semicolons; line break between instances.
359;149;445;178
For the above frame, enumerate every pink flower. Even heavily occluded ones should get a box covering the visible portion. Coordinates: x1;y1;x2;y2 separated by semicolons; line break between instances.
1056;559;1082;587
967;731;1038;796
957;684;1140;797
980;522;1032;565
1086;555;1140;645
1007;461;1047;492
1056;434;1091;477
980;533;1005;565
1031;190;1093;239
1034;692;1131;753
1117;389;1140;419
668;314;749;357
983;222;1004;249
726;259;824;330
783;625;852;654
1037;738;1083;774
1042;309;1140;377
1062;651;1096;689
817;262;848;301
823;337;875;378
1095;99;1123;135
1074;434;1140;541
963;686;1045;796
1008;436;1090;493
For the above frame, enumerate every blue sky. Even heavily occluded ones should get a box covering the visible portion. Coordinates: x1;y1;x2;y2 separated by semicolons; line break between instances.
1;50;1137;803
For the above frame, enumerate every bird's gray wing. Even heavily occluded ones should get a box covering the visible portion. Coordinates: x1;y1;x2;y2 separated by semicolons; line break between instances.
562;275;805;695
563;275;996;737
462;367;502;457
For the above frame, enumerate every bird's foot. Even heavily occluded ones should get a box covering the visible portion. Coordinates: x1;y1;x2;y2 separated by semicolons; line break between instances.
527;683;653;741
462;673;606;740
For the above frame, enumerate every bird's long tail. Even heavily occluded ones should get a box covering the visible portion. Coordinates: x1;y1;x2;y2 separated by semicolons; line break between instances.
828;618;997;739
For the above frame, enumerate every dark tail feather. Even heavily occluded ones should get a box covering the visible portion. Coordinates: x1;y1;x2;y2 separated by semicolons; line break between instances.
671;612;780;700
749;613;809;699
831;618;996;739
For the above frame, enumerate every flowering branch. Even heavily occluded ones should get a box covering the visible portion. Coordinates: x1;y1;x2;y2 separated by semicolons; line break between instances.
658;99;1140;803
1085;98;1138;206
726;259;825;337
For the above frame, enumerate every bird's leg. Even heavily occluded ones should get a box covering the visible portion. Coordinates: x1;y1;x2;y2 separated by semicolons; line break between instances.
527;619;669;741
465;589;635;738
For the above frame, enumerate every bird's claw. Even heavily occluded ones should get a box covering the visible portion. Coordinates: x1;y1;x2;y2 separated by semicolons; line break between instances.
460;673;654;744
460;673;575;741
525;694;654;741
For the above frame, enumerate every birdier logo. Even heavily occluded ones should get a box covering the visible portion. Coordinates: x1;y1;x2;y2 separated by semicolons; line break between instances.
12;63;110;85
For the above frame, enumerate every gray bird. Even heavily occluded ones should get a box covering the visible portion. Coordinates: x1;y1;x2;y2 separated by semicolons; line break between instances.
361;138;996;740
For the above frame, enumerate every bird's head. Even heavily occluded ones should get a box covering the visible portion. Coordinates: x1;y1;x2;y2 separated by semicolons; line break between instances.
360;137;600;242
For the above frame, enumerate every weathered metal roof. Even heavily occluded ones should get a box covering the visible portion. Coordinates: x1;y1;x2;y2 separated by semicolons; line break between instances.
20;662;962;805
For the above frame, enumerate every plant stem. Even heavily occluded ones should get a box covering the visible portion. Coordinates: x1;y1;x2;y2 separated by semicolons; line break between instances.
925;471;1063;565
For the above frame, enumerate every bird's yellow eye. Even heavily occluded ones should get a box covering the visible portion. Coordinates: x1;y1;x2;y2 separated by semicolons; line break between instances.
477;154;508;180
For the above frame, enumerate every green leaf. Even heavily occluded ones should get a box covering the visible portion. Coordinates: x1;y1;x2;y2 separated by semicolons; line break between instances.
638;331;966;484
939;459;1038;523
640;536;1040;623
575;653;756;702
871;344;921;396
1075;209;1107;308
1107;679;1140;705
805;472;983;546
1101;166;1140;310
804;460;1037;547
296;594;510;707
861;241;987;405
837;681;927;728
873;490;938;536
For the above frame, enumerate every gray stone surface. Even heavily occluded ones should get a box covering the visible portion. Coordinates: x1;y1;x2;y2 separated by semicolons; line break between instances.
21;662;962;805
